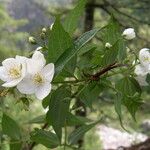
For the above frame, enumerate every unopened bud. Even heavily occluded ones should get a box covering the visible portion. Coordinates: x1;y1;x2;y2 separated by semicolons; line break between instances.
28;36;36;44
42;27;47;33
105;42;112;48
122;28;136;40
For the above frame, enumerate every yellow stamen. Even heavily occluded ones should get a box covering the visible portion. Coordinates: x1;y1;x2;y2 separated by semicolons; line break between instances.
9;65;22;79
143;57;150;62
33;73;44;84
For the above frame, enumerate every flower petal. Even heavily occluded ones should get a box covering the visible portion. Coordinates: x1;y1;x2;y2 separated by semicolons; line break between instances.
41;63;55;82
21;62;27;78
2;58;20;70
17;76;36;94
35;82;51;100
135;75;148;86
0;66;10;82
32;51;46;67
26;59;43;75
139;48;150;67
134;64;148;76
2;78;22;87
16;55;28;63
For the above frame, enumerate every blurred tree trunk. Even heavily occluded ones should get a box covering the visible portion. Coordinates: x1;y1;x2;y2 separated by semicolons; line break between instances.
75;0;95;149
84;0;95;32
108;138;150;150
124;138;150;150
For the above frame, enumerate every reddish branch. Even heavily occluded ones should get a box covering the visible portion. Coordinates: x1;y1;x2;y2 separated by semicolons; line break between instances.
89;62;125;81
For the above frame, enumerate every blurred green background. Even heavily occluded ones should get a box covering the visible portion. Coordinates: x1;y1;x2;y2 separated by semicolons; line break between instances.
0;0;150;149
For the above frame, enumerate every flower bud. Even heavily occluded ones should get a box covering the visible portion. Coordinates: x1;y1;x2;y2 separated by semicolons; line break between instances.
105;42;112;48
42;27;47;33
28;36;36;44
122;28;136;40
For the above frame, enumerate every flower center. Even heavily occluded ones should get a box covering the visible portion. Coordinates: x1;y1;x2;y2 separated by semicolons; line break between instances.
33;73;44;85
9;65;22;79
143;56;150;62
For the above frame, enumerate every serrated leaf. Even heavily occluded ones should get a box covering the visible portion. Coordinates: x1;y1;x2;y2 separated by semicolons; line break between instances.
116;76;141;96
48;17;73;63
68;120;100;145
79;82;101;109
55;29;99;76
101;16;126;61
114;93;127;130
101;17;120;44
2;113;21;140
46;86;71;141
63;0;87;35
31;129;59;148
101;40;119;66
122;94;143;121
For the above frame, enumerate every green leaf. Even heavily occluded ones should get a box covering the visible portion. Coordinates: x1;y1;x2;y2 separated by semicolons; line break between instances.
2;113;21;140
48;17;73;63
117;38;126;61
55;29;99;76
79;82;101;109
101;16;126;61
66;112;91;126
31;129;59;148
116;76;141;96
28;115;45;124
101;40;119;66
10;140;22;150
61;55;77;77
46;86;71;141
42;94;51;109
122;94;143;121
114;93;127;130
63;0;87;35
68;120;100;145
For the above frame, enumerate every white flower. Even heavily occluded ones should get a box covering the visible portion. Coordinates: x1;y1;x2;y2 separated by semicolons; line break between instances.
134;64;148;76
134;48;150;86
0;56;27;87
139;48;150;68
17;51;54;100
105;42;112;48
122;28;136;40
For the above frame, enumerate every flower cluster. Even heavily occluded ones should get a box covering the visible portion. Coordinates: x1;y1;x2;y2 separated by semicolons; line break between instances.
134;48;150;86
0;50;54;100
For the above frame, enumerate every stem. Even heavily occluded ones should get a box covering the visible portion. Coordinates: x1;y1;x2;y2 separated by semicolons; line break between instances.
89;63;127;81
